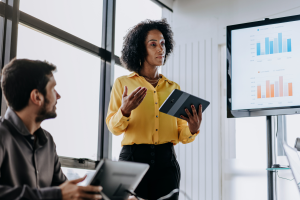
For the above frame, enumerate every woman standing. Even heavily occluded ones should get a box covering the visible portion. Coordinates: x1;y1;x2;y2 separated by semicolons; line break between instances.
106;19;202;200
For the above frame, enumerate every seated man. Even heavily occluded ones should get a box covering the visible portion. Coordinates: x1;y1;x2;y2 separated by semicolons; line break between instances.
0;59;102;200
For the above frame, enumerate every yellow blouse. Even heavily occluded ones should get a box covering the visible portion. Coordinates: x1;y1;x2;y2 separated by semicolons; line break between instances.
106;72;199;146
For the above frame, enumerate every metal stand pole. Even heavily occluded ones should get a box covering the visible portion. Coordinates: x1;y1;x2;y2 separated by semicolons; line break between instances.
266;116;277;200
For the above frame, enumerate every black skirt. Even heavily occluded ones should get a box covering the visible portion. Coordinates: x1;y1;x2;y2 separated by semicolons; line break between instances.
119;143;181;200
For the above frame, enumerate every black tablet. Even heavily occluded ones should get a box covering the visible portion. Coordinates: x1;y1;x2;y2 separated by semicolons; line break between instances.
159;89;210;119
88;159;149;200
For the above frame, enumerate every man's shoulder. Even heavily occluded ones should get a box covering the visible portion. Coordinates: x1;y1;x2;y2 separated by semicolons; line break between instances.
41;128;55;142
0;118;13;135
0;118;15;145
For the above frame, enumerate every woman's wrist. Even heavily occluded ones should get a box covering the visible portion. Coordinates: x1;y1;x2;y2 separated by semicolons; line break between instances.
121;107;131;117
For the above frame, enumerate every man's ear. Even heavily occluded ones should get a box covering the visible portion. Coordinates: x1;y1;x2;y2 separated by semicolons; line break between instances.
29;89;44;106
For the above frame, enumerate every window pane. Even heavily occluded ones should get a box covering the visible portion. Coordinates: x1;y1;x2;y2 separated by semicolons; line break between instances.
111;65;131;161
286;115;300;147
19;0;103;46
279;114;300;199
17;25;101;160
224;117;268;200
115;0;162;57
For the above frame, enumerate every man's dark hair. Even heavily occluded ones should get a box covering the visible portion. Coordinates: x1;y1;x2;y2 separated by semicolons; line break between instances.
1;59;57;111
120;18;174;72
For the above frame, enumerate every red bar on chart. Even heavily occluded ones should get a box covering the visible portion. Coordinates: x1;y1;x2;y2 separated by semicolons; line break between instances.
279;76;283;97
266;80;270;98
257;86;261;98
288;83;293;96
271;84;275;97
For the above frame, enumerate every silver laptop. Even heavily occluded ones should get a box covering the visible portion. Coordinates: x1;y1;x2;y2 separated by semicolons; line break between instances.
283;142;300;193
88;159;149;200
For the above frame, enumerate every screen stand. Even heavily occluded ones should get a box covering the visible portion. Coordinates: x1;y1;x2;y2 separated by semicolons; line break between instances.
266;116;277;200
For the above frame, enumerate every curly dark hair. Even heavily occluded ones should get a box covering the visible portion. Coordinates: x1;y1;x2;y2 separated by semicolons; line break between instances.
120;18;174;72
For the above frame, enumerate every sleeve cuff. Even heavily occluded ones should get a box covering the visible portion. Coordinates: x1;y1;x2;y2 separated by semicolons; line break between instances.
114;108;131;125
182;129;199;143
39;186;62;200
118;108;131;121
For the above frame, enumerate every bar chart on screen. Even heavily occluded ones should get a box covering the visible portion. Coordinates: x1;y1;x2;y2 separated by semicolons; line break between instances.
256;76;293;99
232;20;300;110
256;33;292;56
248;72;298;108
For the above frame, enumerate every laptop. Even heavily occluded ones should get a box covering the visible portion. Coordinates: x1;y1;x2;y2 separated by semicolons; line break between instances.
283;142;300;193
88;159;149;200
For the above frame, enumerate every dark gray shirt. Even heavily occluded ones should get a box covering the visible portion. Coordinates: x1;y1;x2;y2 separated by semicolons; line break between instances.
0;107;67;200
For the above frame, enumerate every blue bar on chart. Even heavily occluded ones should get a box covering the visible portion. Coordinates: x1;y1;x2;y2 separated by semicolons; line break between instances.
287;39;292;52
278;33;282;53
274;38;278;53
270;41;273;54
283;39;287;52
265;37;270;54
256;33;291;56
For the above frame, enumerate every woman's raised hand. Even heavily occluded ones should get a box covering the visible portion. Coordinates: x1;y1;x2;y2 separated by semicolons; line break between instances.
120;86;147;117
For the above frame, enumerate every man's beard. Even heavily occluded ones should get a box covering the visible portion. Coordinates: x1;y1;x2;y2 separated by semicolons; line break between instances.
35;98;57;122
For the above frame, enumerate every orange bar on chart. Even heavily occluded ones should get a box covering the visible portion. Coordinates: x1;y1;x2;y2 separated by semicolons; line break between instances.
271;84;275;97
288;83;293;96
266;80;270;98
279;76;283;97
257;86;261;98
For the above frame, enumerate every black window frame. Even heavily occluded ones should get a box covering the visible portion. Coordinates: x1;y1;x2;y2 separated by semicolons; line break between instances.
0;0;171;170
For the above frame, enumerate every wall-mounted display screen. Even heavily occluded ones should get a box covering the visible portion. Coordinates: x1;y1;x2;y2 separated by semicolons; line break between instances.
227;15;300;117
232;20;300;110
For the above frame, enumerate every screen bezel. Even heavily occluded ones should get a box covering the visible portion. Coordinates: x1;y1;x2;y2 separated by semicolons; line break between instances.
227;14;300;118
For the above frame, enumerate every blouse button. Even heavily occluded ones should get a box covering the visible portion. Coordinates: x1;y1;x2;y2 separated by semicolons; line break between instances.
154;91;156;93
156;115;158;118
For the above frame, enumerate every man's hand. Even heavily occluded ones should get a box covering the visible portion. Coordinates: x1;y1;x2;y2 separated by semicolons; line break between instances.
120;86;147;117
60;175;103;200
180;104;202;134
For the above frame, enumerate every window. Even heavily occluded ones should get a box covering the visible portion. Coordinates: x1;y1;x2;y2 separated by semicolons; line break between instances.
17;25;101;160
0;0;170;174
227;117;268;200
19;0;103;46
277;114;300;199
114;0;162;57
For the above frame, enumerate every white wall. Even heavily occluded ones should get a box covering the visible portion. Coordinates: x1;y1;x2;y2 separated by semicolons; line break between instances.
162;0;300;199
